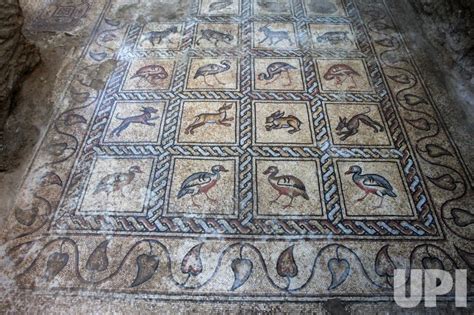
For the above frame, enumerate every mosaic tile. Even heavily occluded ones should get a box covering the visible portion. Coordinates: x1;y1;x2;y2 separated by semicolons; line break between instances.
4;0;472;306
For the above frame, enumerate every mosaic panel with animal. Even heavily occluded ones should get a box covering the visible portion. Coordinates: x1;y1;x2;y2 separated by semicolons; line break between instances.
137;23;183;50
193;23;240;48
253;57;305;91
177;100;239;145
303;0;346;16
309;24;357;50
253;101;315;145
122;59;176;90
315;58;373;92
45;0;442;240
165;157;238;217
199;0;240;15
185;58;239;90
324;102;390;146
252;0;293;16
103;101;166;143
253;22;298;49
4;0;472;306
254;158;324;218
80;157;154;214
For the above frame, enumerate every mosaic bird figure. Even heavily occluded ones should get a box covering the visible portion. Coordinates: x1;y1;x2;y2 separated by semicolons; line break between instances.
323;63;360;89
263;166;309;208
93;165;143;197
345;165;396;209
193;60;231;87
258;62;297;86
177;165;228;207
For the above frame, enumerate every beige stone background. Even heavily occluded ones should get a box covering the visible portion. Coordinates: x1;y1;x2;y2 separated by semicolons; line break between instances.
0;0;472;312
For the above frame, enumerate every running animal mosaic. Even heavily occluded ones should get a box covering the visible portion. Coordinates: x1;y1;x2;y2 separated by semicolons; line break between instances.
4;0;473;304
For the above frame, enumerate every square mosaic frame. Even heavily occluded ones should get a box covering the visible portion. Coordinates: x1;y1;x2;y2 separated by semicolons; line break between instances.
46;0;443;240
6;0;473;304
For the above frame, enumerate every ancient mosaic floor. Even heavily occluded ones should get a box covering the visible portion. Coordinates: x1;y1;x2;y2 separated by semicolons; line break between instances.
2;0;473;309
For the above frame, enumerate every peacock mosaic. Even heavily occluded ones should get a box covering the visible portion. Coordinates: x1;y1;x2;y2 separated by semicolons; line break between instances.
5;0;473;304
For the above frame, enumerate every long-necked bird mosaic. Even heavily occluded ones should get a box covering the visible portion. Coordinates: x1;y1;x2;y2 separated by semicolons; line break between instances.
177;165;228;207
263;166;309;208
194;60;231;87
345;165;397;208
258;62;297;86
93;165;143;198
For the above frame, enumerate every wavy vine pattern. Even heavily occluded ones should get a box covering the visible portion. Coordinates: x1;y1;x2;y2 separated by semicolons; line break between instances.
361;0;472;241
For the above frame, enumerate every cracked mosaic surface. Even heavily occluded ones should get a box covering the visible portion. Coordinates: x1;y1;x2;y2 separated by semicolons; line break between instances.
3;0;473;305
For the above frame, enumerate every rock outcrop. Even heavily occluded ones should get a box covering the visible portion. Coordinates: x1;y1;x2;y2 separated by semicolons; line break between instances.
0;0;40;131
409;0;474;80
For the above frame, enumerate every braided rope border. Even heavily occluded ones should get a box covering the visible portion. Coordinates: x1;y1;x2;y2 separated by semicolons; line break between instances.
51;0;441;238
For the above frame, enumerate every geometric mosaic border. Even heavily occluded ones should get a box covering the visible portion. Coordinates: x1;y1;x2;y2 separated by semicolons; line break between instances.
5;0;473;304
47;0;443;238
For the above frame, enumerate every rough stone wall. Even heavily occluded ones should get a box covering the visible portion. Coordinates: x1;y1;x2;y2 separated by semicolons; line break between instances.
0;0;40;132
409;0;474;80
